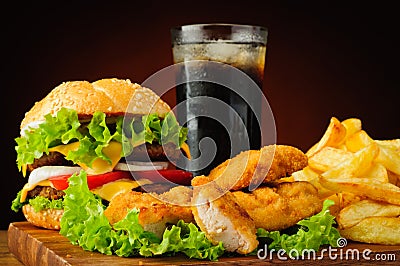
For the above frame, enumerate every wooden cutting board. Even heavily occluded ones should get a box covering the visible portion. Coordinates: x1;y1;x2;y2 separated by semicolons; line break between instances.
8;222;400;265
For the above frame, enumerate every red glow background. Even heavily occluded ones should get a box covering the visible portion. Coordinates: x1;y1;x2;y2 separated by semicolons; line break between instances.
2;1;398;228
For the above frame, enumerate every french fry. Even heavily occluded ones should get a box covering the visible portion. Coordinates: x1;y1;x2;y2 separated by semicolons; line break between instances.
388;171;400;187
324;192;365;217
306;117;347;157
338;192;366;209
305;116;400;246
375;141;400;175
319;176;400;205
308;147;353;172
341;118;362;140
292;166;319;181
376;139;400;149
337;199;400;229
345;130;374;152
363;163;389;183
339;217;400;245
291;167;334;198
321;143;379;179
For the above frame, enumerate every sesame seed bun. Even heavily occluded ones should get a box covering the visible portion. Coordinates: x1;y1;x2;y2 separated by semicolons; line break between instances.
22;204;63;230
20;78;171;130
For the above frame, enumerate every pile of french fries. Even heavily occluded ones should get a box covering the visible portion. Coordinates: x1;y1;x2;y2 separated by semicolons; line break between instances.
291;117;400;245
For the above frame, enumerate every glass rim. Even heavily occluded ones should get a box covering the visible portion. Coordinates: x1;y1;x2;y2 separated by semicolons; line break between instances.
171;23;267;32
171;23;268;45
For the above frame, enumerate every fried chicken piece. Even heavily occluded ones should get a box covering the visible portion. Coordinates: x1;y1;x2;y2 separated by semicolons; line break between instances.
104;186;194;238
192;145;308;191
191;182;258;254
232;181;323;231
157;185;194;207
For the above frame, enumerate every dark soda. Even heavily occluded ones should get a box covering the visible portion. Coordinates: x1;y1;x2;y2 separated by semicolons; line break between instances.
173;42;266;176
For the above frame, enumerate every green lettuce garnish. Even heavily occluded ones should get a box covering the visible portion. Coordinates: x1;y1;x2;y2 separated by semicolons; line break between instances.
15;108;187;171
15;108;82;171
11;191;63;212
60;171;224;260
29;196;64;212
257;199;340;254
11;190;26;212
134;113;188;147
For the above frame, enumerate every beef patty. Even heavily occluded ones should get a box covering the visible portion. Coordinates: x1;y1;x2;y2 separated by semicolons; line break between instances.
27;142;180;172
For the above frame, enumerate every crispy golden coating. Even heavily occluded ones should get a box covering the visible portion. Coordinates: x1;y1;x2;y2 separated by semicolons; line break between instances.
157;185;194;206
192;145;308;191
104;186;194;238
232;181;323;231
192;183;258;254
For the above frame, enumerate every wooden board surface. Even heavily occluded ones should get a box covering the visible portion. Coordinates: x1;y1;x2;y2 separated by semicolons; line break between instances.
8;222;400;265
0;230;23;266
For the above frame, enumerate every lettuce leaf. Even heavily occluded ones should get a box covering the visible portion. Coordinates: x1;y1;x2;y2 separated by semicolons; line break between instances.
11;190;63;212
257;199;340;254
15;108;187;171
11;190;26;212
124;113;188;149
160;113;188;148
60;171;224;260
29;196;64;212
15;108;82;171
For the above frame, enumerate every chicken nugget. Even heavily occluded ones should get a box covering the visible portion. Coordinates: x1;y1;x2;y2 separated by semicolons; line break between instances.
233;181;323;231
191;183;258;254
104;186;194;238
193;145;308;191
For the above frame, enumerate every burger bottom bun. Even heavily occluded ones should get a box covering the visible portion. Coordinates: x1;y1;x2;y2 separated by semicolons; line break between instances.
22;204;63;230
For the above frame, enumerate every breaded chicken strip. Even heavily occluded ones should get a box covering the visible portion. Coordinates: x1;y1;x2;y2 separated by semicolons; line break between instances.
104;186;194;238
192;183;258;254
232;181;323;231
192;145;308;191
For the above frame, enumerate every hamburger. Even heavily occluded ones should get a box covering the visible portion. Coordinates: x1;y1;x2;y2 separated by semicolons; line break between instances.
11;78;192;230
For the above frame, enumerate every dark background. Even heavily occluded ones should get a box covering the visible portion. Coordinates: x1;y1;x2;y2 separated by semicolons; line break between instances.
2;1;398;229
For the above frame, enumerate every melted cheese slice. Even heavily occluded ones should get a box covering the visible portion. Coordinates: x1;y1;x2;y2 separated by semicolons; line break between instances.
91;179;152;201
20;140;187;202
20;180;52;202
29;141;189;176
181;142;191;160
49;141;122;175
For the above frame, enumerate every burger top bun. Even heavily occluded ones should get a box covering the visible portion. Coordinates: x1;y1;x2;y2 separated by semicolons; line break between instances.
20;78;171;130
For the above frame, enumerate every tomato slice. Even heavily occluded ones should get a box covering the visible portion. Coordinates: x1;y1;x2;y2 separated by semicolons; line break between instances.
49;175;70;190
49;171;132;190
49;170;193;190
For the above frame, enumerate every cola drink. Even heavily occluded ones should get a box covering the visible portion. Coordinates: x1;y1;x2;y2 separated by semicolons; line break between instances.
172;25;267;177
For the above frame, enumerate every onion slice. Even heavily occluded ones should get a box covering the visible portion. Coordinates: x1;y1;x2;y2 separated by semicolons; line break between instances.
114;162;169;171
28;166;82;186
